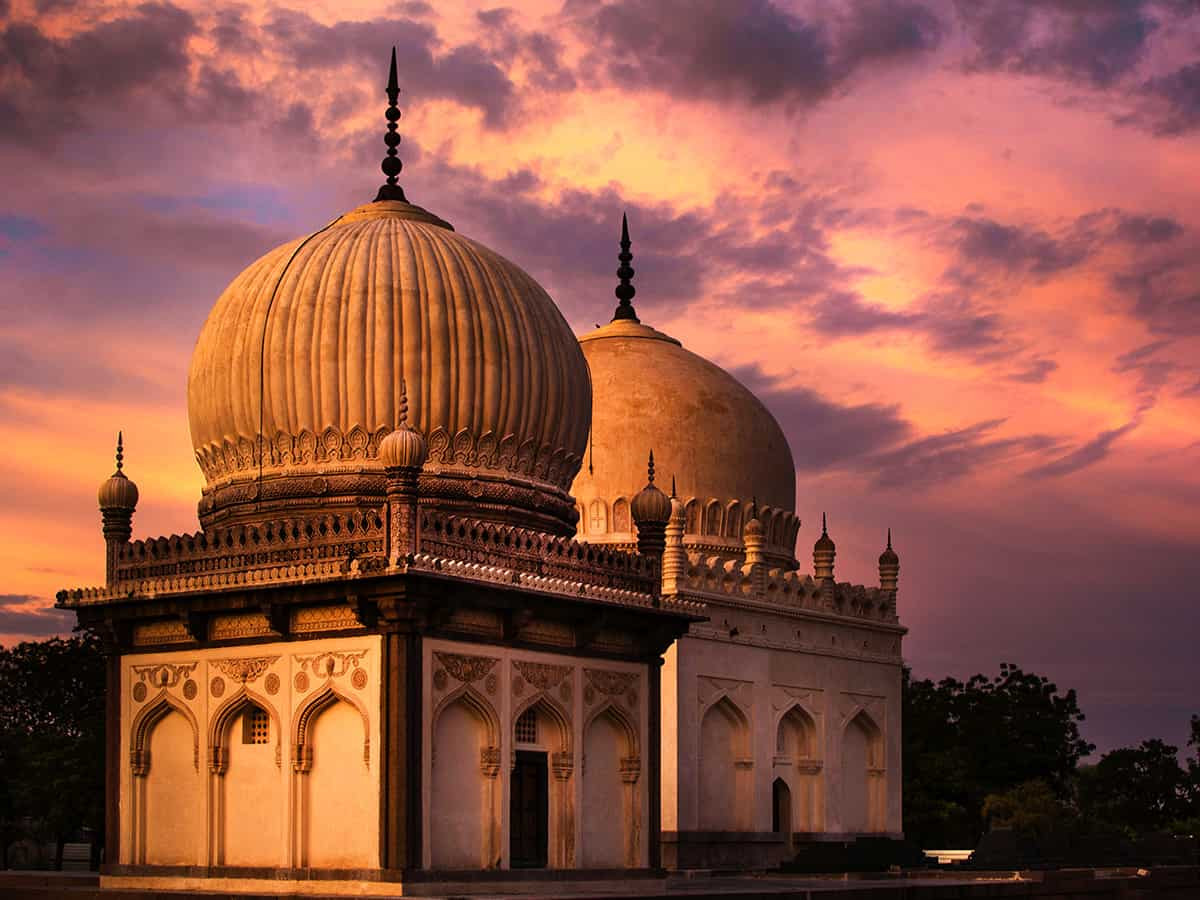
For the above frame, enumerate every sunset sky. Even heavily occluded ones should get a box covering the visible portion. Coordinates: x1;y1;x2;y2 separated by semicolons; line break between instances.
2;0;1199;756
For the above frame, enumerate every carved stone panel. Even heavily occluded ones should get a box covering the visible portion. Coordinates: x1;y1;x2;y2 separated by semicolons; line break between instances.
211;656;279;684
433;651;498;688
513;660;571;693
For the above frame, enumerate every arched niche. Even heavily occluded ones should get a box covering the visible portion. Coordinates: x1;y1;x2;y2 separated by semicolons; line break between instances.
581;703;641;868
703;500;722;536
208;688;284;867
725;501;742;538
611;497;631;533
840;709;885;834
291;683;374;869
775;704;823;833
430;686;501;870
697;695;752;831
129;692;203;866
587;498;608;535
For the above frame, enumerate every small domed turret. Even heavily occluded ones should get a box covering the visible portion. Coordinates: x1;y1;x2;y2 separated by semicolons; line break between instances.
378;382;427;470
631;451;671;526
879;528;899;593
98;432;138;511
743;499;765;567
813;512;835;581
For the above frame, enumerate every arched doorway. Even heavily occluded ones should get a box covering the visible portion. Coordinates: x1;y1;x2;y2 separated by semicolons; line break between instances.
772;778;793;853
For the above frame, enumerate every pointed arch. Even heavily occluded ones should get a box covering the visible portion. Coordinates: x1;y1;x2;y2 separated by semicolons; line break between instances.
840;706;883;766
292;680;371;770
841;707;886;833
209;686;282;770
582;700;642;868
583;700;639;761
432;683;500;749
698;694;753;831
775;703;818;760
684;498;699;533
130;689;200;773
512;690;571;755
703;499;722;536
725;500;742;538
611;497;631;533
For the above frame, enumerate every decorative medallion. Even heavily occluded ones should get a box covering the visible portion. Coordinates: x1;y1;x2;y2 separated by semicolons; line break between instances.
210;676;225;698
265;673;280;695
212;656;279;684
433;668;448;691
294;671;309;693
513;675;525;697
513;660;571;692
183;679;198;701
484;672;498;695
131;682;147;703
433;651;498;685
351;668;368;690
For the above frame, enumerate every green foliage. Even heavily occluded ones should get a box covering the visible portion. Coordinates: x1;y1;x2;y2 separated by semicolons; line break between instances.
0;633;106;863
902;662;1094;848
1077;739;1190;836
981;779;1073;838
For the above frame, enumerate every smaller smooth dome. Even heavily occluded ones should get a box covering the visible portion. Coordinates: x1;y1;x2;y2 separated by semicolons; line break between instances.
743;514;764;539
379;425;428;470
879;544;898;566
814;530;835;553
99;471;138;510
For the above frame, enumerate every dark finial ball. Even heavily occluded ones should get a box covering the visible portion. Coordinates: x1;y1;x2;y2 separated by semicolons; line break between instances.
385;131;402;148
382;156;403;178
386;107;401;123
615;283;635;302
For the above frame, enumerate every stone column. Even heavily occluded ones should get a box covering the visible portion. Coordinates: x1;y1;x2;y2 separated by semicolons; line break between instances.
379;596;422;871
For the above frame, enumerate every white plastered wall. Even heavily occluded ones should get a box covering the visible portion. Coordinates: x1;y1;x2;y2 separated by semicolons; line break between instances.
119;635;382;869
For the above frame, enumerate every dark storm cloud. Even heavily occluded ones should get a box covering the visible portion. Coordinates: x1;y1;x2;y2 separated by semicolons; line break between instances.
566;0;941;110
1113;259;1200;336
1025;418;1142;479
0;595;74;638
1006;357;1058;384
0;3;196;144
263;9;516;128
951;215;1091;277
954;0;1163;88
1140;62;1200;135
1113;213;1184;245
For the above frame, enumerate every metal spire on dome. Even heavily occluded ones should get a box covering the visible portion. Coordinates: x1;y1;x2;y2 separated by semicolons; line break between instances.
612;212;639;323
822;512;828;535
647;448;656;482
671;475;676;498
115;431;124;473
887;527;892;550
398;376;409;425
375;46;408;203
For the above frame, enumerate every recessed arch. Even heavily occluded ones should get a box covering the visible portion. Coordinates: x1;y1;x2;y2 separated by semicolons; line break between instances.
698;695;752;831
611;497;631;533
209;686;282;769
512;691;572;755
431;685;502;869
775;703;817;759
292;680;371;769
703;499;722;536
432;683;500;749
725;500;742;538
841;707;885;833
130;689;200;773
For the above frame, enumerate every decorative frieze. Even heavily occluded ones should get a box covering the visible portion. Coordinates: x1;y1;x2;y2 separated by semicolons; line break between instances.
210;613;271;640
291;605;360;634
131;621;191;646
513;660;571;693
211;656;278;684
131;661;197;689
433;651;498;686
294;649;368;678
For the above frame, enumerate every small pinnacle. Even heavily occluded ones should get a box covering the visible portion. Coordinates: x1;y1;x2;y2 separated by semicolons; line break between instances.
670;475;676;498
647;449;656;483
612;212;640;322
822;512;828;535
750;495;758;520
887;527;892;550
115;431;124;473
398;376;409;425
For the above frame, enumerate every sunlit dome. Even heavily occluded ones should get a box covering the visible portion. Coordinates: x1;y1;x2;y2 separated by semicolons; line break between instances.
570;218;799;567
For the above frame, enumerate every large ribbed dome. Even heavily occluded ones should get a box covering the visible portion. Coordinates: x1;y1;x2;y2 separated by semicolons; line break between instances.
572;318;800;567
188;199;591;532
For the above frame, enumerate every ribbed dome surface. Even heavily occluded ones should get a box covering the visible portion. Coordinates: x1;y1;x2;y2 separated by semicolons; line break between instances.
188;200;591;531
572;319;800;566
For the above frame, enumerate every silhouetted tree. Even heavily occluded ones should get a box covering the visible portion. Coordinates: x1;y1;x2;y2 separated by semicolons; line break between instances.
0;634;105;869
903;663;1093;848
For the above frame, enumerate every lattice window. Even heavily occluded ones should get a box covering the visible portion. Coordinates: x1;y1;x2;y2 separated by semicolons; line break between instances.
242;707;270;745
515;707;537;744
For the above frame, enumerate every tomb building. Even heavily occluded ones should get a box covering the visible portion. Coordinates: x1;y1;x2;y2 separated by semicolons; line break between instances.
572;220;907;869
58;52;699;896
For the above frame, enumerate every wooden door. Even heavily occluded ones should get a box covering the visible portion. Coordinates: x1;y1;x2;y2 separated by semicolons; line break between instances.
510;750;548;868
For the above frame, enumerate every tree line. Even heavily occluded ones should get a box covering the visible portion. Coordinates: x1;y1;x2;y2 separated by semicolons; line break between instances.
904;662;1200;849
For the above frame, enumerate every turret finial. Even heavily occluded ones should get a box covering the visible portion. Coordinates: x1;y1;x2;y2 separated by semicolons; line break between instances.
822;512;828;535
671;475;676;499
750;495;758;520
398;376;409;426
115;431;124;473
887;527;892;550
375;47;408;203
612;212;639;322
647;449;655;483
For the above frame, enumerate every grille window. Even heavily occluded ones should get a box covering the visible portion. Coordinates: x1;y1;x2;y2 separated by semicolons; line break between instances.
242;708;270;745
515;708;537;744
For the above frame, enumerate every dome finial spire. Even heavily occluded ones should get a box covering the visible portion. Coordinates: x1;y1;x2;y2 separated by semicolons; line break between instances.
670;474;676;498
887;526;892;550
647;448;656;483
612;212;639;323
398;376;409;426
822;511;828;535
115;431;124;473
375;46;408;203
